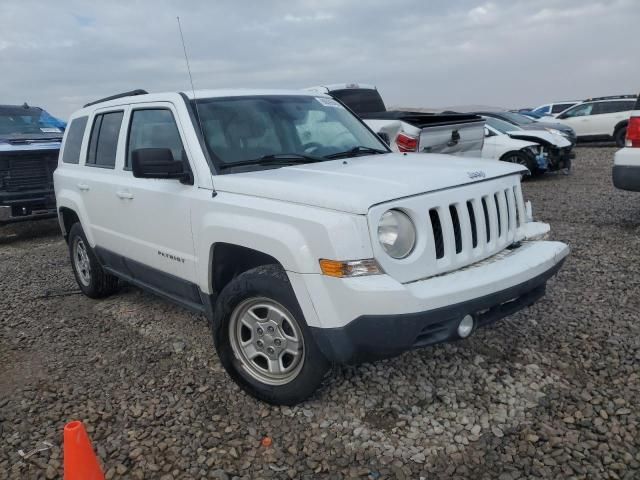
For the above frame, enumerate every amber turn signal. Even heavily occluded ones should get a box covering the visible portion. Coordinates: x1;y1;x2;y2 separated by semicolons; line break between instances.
319;259;382;278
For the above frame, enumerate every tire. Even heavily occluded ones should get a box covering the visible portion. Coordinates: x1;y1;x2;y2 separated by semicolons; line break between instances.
212;264;330;405
501;151;537;175
614;126;627;148
68;223;119;299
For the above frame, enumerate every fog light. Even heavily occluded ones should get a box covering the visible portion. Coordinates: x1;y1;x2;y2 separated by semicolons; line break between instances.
457;315;474;338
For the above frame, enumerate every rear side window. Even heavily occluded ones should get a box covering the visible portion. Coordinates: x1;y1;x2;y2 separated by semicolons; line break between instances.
61;116;88;164
86;111;124;168
597;100;636;114
126;109;185;168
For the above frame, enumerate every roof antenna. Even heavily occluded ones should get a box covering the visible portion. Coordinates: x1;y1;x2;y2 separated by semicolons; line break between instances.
176;16;205;140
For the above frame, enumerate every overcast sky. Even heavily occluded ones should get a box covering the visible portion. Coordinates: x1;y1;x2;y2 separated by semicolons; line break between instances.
1;0;638;119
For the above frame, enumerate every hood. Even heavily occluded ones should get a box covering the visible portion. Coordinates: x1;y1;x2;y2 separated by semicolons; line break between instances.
212;153;526;214
507;130;571;148
521;121;574;134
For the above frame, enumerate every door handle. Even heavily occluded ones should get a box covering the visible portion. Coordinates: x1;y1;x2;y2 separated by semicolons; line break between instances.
116;190;134;200
77;183;90;191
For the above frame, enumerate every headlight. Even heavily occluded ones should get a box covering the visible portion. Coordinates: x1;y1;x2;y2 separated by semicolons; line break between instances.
545;128;566;137
378;209;416;259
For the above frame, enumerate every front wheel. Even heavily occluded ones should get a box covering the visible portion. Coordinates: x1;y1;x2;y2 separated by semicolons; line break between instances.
501;151;537;175
68;223;119;298
614;127;627;148
212;265;330;405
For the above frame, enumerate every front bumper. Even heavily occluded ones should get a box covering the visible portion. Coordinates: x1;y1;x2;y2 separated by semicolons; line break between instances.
0;191;57;224
302;240;569;364
613;165;640;191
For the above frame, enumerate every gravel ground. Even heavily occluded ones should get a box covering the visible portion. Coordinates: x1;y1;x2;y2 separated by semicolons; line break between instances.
1;147;638;479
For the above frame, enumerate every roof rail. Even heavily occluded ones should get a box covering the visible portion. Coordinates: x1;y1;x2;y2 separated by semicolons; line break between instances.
585;94;637;101
83;89;149;108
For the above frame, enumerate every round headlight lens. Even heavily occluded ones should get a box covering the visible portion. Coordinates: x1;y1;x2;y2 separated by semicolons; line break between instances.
377;209;416;259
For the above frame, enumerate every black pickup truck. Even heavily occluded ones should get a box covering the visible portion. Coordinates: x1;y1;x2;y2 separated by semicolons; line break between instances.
0;104;63;225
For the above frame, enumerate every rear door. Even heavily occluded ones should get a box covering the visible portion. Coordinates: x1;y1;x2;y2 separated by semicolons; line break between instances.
595;100;636;135
80;107;128;250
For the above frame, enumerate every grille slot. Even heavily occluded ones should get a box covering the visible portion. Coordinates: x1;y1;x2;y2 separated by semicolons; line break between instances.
449;205;462;254
481;197;490;243
494;193;502;238
429;209;444;259
513;186;521;227
467;201;477;248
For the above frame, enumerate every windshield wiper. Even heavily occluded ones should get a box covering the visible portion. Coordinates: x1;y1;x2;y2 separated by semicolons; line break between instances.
324;145;388;159
218;153;325;171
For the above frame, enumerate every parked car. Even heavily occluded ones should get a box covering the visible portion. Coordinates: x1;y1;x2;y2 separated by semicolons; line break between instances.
531;101;580;117
55;88;569;405
474;110;577;145
482;117;573;174
0;103;63;225
613;95;640;191
548;95;637;147
306;84;486;157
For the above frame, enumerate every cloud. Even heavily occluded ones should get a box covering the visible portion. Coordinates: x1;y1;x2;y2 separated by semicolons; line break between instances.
0;0;637;119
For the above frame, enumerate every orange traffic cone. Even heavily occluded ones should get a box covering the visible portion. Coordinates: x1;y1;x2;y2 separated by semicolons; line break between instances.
63;421;105;480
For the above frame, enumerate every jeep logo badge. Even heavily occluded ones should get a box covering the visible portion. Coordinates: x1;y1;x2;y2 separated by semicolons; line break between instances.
467;171;486;180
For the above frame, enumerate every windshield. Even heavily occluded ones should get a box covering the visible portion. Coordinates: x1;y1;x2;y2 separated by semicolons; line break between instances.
498;111;534;125
0;106;65;138
194;95;388;171
485;116;522;134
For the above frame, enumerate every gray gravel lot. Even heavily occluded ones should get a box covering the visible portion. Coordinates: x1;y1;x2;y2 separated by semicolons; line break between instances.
1;147;639;479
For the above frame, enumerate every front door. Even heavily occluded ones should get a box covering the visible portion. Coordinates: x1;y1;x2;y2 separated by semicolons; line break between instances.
108;103;199;299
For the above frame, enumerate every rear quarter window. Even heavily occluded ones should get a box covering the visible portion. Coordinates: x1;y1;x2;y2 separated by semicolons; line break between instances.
61;116;88;164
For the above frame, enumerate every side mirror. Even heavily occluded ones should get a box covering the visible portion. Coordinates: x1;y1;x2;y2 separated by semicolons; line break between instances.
484;127;492;137
131;148;191;183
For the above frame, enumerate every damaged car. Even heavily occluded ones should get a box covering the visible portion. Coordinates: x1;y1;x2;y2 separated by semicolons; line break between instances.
482;116;574;175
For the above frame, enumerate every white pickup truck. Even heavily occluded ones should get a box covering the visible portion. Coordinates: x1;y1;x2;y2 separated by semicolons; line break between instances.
54;88;568;405
306;84;486;157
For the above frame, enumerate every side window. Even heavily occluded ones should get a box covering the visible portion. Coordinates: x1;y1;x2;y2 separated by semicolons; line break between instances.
534;105;550;115
127;109;185;168
86;111;124;168
551;103;574;114
598;101;636;114
561;103;593;118
61;116;88;164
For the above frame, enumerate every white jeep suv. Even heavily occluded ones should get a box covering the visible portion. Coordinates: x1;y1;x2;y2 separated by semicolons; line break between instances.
54;89;569;405
551;95;636;147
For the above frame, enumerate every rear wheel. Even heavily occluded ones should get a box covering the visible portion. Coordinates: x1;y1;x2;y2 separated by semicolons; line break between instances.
68;223;119;298
212;264;330;405
614;126;627;148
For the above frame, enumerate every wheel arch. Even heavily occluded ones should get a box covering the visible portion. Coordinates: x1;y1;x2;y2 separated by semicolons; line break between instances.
613;119;629;136
209;243;283;296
